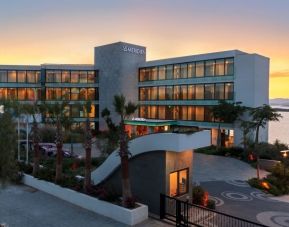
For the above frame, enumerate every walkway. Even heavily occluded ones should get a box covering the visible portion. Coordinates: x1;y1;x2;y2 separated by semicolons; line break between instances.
0;185;168;227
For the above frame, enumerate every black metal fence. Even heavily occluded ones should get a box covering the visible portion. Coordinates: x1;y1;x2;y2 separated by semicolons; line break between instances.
160;194;268;227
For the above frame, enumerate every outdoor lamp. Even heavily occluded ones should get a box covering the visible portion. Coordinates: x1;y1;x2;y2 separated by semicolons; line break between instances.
280;150;289;158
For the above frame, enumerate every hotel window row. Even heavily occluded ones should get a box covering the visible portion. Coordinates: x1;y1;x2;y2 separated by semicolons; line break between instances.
45;70;98;83
0;88;41;100
45;88;98;101
139;83;234;101
139;58;234;82
0;70;40;83
139;105;216;122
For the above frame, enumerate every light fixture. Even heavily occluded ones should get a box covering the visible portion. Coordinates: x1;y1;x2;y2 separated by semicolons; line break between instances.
280;150;289;158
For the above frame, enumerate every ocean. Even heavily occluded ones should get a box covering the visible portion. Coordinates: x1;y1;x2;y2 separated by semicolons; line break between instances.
269;111;289;145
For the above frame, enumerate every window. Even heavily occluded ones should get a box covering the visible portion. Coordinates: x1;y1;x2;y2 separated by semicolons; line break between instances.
71;105;80;118
54;71;61;83
18;88;26;100
205;60;215;76
196;61;204;77
215;59;225;76
0;88;7;99
158;86;166;100
225;83;234;99
79;71;87;83
139;87;147;101
180;64;187;78
88;71;96;83
204;84;214;99
166;86;173;100
204;106;214;122
27;71;36;83
180;106;188;120
71;88;79;100
180;85;188;100
195;85;204;99
215;83;224;100
158;106;166;119
188;85;195;100
26;88;36;101
46;88;55;100
151;67;158;80
150;87;158;100
196;106;204;121
139;106;148;118
62;88;70;100
158;66;166;80
166;65;173;80
139;69;146;82
173;106;179;120
17;71;26;83
148;106;157;119
55;88;62;100
188;63;195;78
87;88;96;100
0;71;7;82
174;86;180;100
71;71;79;83
79;88;87;100
46;71;54;83
7;71;16;82
7;88;17;99
225;58;234;75
188;106;195;120
169;168;188;197
174;64;180;79
62;71;70;83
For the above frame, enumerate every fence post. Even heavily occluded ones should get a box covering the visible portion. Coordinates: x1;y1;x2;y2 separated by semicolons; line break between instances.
176;199;181;226
159;194;165;219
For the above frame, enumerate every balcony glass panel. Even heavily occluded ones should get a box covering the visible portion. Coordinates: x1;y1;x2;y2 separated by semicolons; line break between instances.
0;71;7;82
174;64;180;79
215;59;225;76
180;64;187;78
62;71;70;83
195;84;204;99
166;65;173;80
188;85;195;100
17;71;26;83
196;106;204;121
188;63;195;78
71;71;79;83
158;66;166;80
204;84;214;99
225;58;234;75
215;83;224;100
79;71;87;83
158;86;166;100
205;60;215;76
196;62;204;77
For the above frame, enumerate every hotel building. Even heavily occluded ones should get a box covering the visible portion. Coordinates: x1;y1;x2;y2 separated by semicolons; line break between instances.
0;42;269;146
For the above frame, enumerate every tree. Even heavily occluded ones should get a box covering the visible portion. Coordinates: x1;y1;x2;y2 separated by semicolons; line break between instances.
113;94;137;207
212;101;246;148
83;101;93;192
0;110;18;186
43;101;71;183
21;103;42;177
250;104;282;179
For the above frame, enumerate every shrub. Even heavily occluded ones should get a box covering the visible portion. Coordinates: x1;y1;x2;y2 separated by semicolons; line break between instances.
36;168;55;182
124;196;137;209
39;126;56;143
17;161;33;174
206;199;216;210
192;186;206;206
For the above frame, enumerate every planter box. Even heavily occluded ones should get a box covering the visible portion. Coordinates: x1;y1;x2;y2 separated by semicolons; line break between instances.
259;159;281;171
23;174;148;226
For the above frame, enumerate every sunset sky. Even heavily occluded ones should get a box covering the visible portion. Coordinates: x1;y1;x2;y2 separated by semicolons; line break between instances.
0;0;288;98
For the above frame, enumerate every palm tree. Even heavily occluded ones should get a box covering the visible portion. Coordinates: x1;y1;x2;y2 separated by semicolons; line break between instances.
113;94;137;207
212;101;246;148
250;104;282;179
43;101;71;183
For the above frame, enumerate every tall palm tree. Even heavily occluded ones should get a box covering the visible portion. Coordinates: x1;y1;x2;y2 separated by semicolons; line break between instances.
43;101;71;183
212;101;246;148
113;94;137;207
250;104;282;179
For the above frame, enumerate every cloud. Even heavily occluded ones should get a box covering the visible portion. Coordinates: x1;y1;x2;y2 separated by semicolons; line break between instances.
270;71;289;78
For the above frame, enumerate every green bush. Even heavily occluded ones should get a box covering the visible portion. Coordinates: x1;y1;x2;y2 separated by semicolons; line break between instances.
36;168;55;182
194;146;218;155
39;126;55;143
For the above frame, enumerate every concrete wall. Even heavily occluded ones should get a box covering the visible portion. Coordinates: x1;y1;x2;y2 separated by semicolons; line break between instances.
234;53;270;146
95;42;146;130
102;151;166;214
102;149;193;215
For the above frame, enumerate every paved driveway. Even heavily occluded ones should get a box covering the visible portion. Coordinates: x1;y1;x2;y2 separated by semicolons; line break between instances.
193;153;268;183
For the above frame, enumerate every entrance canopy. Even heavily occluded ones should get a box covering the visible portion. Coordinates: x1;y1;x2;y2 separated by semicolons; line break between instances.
124;118;177;127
